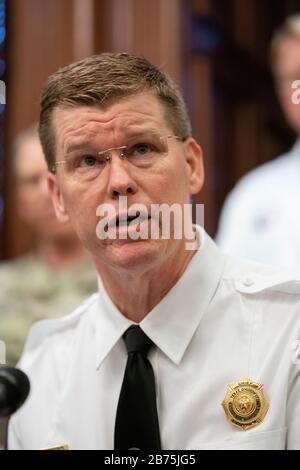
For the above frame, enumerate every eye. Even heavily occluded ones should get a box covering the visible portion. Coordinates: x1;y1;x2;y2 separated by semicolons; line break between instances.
132;143;154;156
80;155;98;167
76;154;107;169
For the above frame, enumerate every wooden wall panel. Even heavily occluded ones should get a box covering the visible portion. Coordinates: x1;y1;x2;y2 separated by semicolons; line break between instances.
183;0;217;235
94;0;182;83
4;0;75;258
4;0;184;258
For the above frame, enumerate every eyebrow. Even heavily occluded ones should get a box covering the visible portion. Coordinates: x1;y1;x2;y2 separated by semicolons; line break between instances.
64;140;97;155
64;129;162;155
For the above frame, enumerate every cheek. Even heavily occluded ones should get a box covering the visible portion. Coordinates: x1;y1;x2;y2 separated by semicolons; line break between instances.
280;86;296;109
282;97;300;123
153;159;189;200
17;191;31;210
18;191;44;213
61;184;108;240
18;187;36;201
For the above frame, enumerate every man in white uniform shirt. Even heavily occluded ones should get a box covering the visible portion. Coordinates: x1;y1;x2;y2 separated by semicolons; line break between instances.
7;53;300;450
216;14;300;270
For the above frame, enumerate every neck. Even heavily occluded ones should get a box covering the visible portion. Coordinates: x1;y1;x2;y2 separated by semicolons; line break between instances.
36;235;87;270
96;238;197;323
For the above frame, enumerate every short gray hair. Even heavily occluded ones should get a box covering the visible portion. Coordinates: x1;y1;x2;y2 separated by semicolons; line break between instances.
38;53;192;171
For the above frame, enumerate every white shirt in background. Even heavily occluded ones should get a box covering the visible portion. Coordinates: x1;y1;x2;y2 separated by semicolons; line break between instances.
216;139;300;271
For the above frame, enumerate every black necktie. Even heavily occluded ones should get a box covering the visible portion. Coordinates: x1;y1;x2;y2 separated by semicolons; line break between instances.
114;325;161;450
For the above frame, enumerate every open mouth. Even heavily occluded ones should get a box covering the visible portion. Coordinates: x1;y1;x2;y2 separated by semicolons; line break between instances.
116;214;141;226
109;211;150;228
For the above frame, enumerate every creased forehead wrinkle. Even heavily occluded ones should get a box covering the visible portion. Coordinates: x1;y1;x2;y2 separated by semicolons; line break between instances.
54;94;172;157
38;53;192;171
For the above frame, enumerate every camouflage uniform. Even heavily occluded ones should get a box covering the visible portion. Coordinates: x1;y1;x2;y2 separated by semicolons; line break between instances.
0;253;97;366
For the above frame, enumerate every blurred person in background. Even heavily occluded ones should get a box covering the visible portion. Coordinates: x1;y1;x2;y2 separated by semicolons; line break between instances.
216;14;300;270
0;124;97;367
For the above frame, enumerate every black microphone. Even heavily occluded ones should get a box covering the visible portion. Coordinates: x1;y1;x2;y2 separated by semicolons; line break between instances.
0;367;30;417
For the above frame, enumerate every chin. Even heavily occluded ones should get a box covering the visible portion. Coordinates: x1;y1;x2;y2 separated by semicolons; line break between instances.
101;238;164;270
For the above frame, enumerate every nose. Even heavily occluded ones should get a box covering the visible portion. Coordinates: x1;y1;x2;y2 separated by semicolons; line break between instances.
106;156;138;198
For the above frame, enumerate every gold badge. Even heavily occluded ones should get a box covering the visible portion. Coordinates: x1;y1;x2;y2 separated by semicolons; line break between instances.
222;378;269;430
41;444;69;450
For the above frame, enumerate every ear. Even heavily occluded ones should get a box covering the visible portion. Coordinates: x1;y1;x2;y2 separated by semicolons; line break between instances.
183;138;204;194
47;172;70;223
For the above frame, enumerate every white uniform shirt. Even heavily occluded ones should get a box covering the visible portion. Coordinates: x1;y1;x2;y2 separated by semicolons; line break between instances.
8;228;300;450
216;139;300;271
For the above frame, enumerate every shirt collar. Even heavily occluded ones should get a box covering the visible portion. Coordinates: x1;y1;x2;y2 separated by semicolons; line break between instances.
140;228;226;364
287;138;300;178
91;227;226;368
292;137;300;156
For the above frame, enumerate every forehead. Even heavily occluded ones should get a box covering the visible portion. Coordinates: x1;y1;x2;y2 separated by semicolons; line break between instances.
52;92;171;150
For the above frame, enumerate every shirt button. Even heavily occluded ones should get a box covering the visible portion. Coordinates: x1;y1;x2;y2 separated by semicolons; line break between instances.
243;278;254;287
